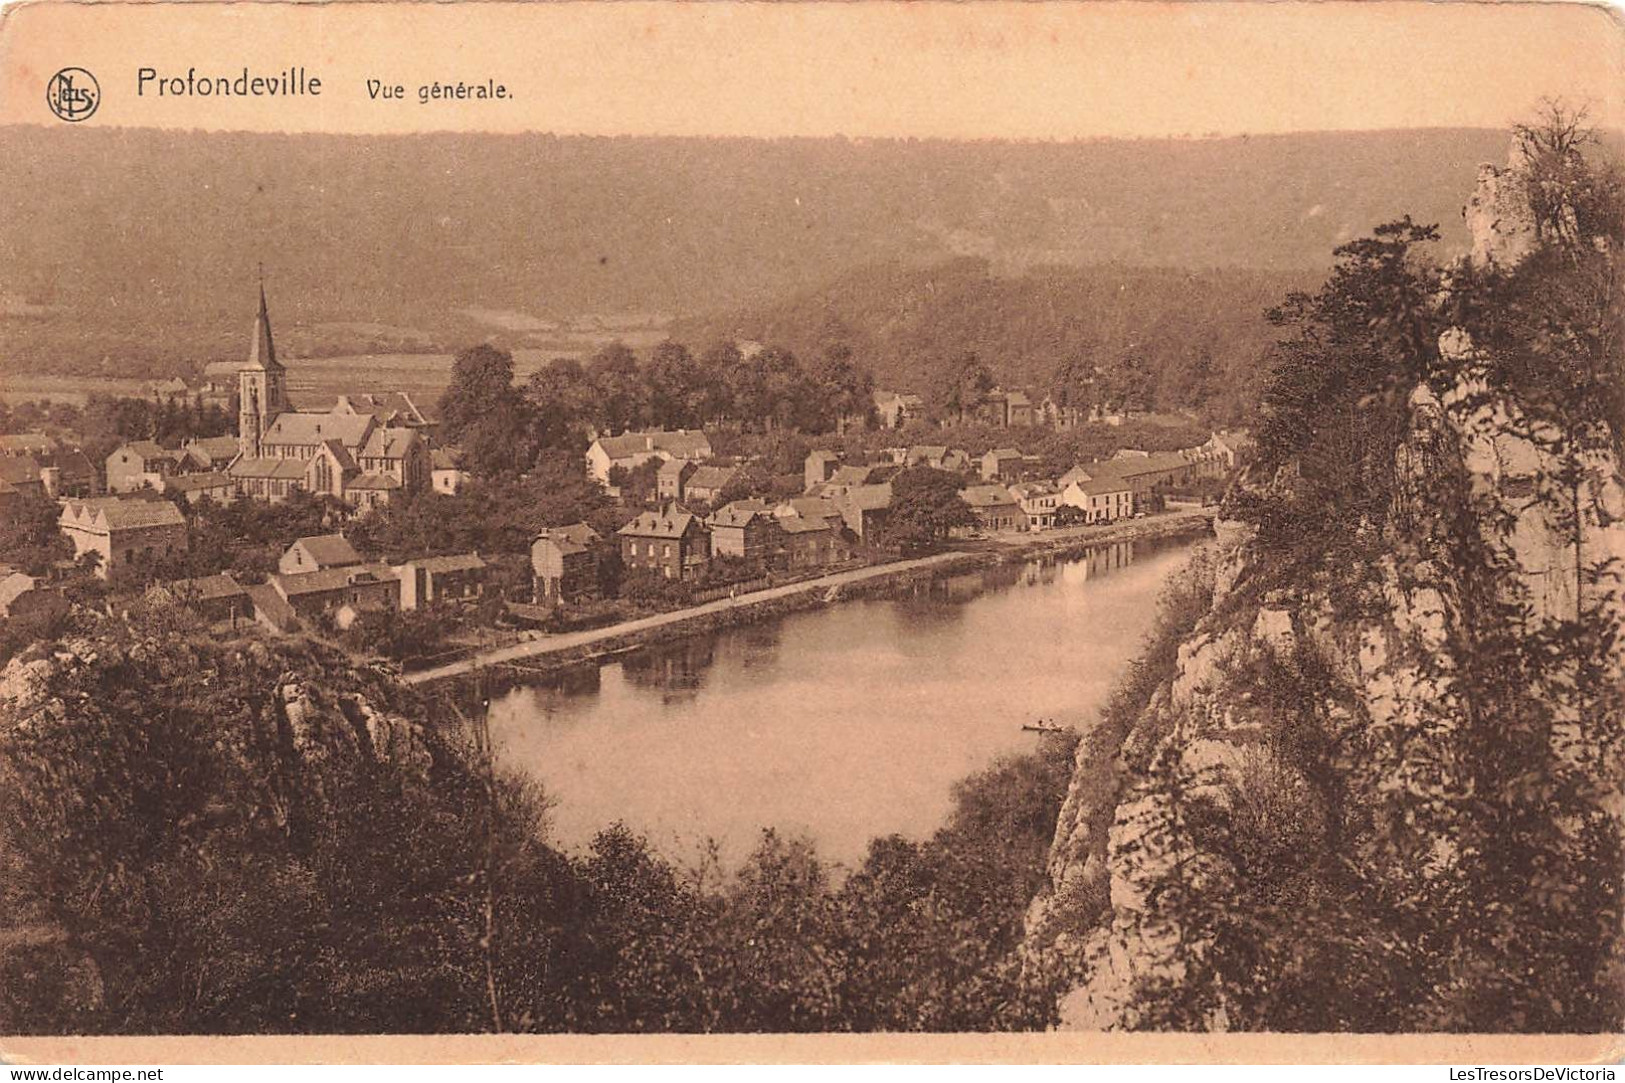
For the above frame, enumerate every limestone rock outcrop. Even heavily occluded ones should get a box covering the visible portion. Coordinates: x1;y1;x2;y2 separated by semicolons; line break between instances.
1024;145;1625;1030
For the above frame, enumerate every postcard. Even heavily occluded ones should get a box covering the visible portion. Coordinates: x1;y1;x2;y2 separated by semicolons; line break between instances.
0;0;1622;1066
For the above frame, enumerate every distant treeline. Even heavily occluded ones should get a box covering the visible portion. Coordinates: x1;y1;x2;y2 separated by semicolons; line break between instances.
0;125;1514;378
677;258;1314;426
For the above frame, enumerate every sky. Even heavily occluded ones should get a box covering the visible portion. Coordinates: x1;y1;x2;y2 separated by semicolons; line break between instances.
0;1;1620;139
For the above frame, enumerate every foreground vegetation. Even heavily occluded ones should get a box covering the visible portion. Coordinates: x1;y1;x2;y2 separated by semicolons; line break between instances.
0;600;1083;1034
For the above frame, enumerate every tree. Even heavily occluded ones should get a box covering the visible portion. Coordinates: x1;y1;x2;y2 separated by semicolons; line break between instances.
0;490;72;575
929;351;993;423
586;343;650;435
524;358;597;452
645;341;705;430
438;345;539;476
884;467;975;552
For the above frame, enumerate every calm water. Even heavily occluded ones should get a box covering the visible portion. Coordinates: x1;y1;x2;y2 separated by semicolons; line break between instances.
489;536;1200;868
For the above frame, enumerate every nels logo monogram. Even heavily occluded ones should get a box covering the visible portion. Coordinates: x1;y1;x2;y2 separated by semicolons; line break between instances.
46;67;100;122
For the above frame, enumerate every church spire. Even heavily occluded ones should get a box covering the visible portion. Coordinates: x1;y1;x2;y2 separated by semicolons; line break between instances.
245;266;283;372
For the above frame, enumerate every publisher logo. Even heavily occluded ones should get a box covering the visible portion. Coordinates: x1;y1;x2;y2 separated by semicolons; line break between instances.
46;67;100;122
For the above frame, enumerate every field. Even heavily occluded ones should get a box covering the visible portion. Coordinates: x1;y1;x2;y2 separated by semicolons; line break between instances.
0;334;666;409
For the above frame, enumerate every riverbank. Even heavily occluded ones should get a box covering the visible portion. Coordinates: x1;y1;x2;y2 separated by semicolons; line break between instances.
404;507;1216;691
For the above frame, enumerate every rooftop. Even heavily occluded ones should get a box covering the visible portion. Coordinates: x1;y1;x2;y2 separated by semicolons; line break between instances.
686;465;738;491
346;472;402;491
164;471;233;493
618;508;702;539
262;411;374;449
358;426;420;460
961;484;1020;508
168;573;248;602
0;432;58;455
0;456;41;486
595;430;712;461
288;534;363;569
274;563;398;598
229;456;309;480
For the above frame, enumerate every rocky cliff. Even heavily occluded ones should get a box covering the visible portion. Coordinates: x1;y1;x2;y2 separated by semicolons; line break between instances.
1024;144;1625;1031
0;617;452;1031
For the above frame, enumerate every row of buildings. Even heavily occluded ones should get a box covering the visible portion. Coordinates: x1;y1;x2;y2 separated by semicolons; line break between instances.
0;436;100;522
530;492;861;602
804;429;1252;536
871;387;1126;431
168;533;488;633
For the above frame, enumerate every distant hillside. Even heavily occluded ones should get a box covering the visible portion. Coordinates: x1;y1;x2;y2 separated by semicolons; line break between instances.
675;258;1314;424
0;126;1513;377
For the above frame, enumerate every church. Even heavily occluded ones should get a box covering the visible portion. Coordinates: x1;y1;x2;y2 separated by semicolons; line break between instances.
227;285;432;510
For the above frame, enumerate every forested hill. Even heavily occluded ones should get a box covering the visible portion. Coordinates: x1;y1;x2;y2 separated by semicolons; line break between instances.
1;126;1510;376
673;259;1311;422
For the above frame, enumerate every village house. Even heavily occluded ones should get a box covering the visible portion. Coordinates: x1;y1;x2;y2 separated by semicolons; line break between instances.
905;445;951;469
163;471;234;505
0;572;67;622
804;449;841;492
618;505;710;581
59;497;189;579
180;435;244;472
431;448;472;495
226;286;431;507
106;440;184;494
39;448;99;499
167;573;254;625
960;484;1025;532
837;484;893;542
981;448;1024;481
775;496;845;532
1185;429;1255;476
280;534;364;576
1061;477;1134;523
777;514;850;569
532;523;603;604
395;553;487;611
326;391;435;435
1087;451;1197;503
0;432;59;458
707;500;783;563
1009;480;1062;530
973;388;1035;428
0;456;46;505
585;429;713;487
683;465;740;506
872;390;925;429
1036;396;1086;429
814;462;897;499
263;563;400;630
657;458;698;502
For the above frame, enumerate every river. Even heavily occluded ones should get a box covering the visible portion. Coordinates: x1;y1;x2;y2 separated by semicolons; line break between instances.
487;535;1200;869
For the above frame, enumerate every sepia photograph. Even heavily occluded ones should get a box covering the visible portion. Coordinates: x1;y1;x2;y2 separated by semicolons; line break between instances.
0;0;1622;1062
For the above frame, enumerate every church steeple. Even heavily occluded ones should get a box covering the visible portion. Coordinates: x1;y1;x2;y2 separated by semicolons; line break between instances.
239;271;288;459
245;266;283;373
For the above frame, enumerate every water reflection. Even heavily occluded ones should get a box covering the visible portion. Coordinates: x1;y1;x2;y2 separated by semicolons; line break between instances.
490;535;1200;867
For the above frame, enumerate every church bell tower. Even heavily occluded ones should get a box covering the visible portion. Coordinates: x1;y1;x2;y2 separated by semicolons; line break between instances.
239;276;287;459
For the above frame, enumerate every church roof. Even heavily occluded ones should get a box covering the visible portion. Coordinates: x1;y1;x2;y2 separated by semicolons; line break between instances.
243;283;283;373
229;456;309;480
359;426;419;460
319;438;359;473
346;472;402;491
261;411;374;449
